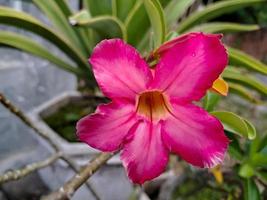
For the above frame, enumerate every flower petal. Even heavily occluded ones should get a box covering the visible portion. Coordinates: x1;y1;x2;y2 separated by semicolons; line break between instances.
162;103;229;168
211;77;229;96
151;32;228;102
121;121;169;184
76;101;136;152
90;39;153;100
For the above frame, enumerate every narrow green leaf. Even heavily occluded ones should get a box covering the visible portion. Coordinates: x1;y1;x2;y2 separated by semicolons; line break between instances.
165;31;179;41
165;0;195;27
144;0;166;48
125;0;150;46
188;22;259;33
69;11;127;41
177;0;265;33
251;153;267;167
211;111;256;139
33;0;88;55
258;134;267;153
223;67;267;95
115;0;136;21
0;6;88;70
0;31;82;76
53;0;93;54
203;91;220;112
243;179;261;200
84;0;112;16
228;47;267;75
228;82;260;104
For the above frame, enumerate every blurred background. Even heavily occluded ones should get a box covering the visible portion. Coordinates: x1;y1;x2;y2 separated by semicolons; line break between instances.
0;0;267;200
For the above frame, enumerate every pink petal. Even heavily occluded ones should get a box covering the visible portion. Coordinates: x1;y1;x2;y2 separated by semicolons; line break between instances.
89;39;152;100
154;32;198;57
76;101;136;152
151;32;228;102
121;121;169;184
162;103;229;168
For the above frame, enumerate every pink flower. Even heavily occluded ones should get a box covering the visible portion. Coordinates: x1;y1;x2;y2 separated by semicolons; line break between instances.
77;32;230;184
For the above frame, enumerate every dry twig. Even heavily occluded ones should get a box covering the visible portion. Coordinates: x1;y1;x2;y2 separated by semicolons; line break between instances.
0;93;102;199
0;152;62;184
42;152;113;200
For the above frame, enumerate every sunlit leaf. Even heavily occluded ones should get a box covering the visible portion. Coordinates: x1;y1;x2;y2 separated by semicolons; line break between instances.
83;0;112;16
228;83;260;104
144;0;166;48
177;0;265;33
0;6;88;69
211;111;256;139
228;47;267;75
223;66;267;95
188;22;259;33
243;179;261;200
33;0;88;55
0;31;82;76
69;10;127;41
165;0;195;27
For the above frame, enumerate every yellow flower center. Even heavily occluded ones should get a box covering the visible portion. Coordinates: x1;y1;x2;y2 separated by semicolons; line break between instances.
136;91;171;121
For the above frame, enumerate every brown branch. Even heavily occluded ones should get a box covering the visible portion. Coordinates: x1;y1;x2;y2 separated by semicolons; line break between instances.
0;92;101;199
0;93;59;150
41;152;114;200
0;152;62;184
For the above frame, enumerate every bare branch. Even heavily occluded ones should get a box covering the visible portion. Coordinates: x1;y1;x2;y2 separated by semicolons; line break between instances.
0;152;62;184
42;152;113;200
0;92;102;199
0;93;58;150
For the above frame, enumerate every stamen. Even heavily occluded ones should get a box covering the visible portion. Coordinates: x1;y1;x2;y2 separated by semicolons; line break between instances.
136;91;171;121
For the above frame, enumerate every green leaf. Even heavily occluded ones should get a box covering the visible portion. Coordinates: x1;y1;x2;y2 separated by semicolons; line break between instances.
125;0;150;46
211;111;256;139
239;164;255;178
223;67;267;95
144;0;166;48
115;0;136;21
251;153;267;167
188;22;259;33
165;0;195;27
203;91;220;112
243;179;261;200
83;0;112;16
228;47;267;75
53;0;93;54
0;6;88;70
69;11;127;41
228;82;260;104
243;119;257;140
33;0;88;55
177;0;265;33
0;31;82;76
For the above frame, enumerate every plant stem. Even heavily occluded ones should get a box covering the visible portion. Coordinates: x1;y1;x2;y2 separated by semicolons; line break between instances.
0;93;58;150
0;152;62;184
0;92;101;199
41;152;114;200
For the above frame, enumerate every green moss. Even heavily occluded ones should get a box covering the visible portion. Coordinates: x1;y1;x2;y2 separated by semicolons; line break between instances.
43;97;108;142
